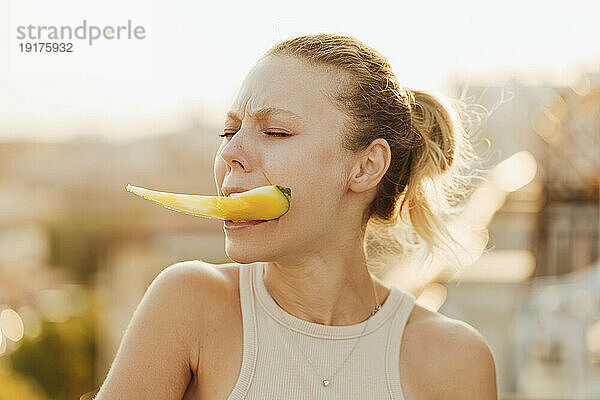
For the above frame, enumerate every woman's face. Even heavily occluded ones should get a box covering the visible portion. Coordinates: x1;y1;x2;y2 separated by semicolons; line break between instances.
214;55;359;263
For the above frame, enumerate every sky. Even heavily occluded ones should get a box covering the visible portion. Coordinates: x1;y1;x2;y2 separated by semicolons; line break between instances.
0;0;599;143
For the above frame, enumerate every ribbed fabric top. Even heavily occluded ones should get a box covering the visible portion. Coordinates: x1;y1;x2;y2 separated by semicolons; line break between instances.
226;262;416;400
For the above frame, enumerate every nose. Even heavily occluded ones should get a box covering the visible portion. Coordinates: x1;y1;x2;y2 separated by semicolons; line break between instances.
219;130;251;173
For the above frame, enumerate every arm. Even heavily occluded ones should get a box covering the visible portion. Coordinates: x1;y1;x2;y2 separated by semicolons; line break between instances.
95;261;206;399
431;319;499;400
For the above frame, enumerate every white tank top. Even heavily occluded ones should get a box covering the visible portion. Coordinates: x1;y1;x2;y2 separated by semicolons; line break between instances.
226;262;416;399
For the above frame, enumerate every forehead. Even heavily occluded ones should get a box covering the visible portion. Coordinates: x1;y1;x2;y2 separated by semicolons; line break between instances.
226;56;346;126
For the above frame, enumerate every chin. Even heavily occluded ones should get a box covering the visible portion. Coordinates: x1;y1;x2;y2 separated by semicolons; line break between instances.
224;242;268;265
224;253;258;265
225;237;297;265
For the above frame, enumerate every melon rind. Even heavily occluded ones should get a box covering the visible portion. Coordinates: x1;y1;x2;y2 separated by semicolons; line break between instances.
126;184;291;221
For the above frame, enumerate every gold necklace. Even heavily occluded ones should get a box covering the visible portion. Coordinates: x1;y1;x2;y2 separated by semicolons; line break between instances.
262;264;382;388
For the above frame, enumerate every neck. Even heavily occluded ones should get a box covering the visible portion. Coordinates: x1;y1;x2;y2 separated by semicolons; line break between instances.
261;257;389;326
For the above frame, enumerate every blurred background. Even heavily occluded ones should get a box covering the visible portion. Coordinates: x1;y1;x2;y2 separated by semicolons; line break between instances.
1;0;599;399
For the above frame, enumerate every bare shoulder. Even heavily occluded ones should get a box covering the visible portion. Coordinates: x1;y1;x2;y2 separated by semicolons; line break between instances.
162;259;230;284
163;259;241;313
401;305;498;400
159;261;238;358
161;258;240;303
95;260;232;399
160;259;238;300
213;261;242;285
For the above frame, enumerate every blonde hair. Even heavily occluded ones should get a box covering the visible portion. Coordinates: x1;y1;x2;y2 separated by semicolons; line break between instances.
261;33;485;279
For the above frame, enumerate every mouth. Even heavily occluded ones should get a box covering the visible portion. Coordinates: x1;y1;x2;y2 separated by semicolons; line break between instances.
222;187;254;197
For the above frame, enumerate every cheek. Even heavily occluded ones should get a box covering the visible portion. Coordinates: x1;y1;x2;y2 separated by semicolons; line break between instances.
278;151;347;221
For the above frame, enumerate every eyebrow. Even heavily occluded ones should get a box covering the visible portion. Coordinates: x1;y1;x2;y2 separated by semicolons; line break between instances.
225;107;303;123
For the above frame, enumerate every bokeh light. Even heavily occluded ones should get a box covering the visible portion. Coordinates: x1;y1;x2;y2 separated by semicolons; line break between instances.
0;308;24;342
492;151;538;193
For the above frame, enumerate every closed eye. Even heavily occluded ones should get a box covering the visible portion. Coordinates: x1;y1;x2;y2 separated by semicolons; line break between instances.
218;131;291;139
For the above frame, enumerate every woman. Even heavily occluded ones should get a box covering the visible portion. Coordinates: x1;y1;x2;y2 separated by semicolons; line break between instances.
96;33;498;399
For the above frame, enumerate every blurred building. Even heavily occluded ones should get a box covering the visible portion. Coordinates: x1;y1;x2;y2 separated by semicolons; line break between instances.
512;260;600;398
438;70;600;398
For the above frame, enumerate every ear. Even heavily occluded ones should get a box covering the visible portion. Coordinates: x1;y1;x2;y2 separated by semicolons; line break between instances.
348;138;391;194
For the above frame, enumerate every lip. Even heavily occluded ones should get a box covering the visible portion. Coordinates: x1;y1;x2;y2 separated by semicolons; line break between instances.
221;186;255;197
224;219;268;229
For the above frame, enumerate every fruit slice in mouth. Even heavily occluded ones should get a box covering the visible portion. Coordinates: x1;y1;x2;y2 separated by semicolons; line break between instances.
126;184;291;221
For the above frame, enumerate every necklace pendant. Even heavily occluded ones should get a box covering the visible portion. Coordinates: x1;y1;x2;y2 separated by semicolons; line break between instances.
371;305;382;316
322;379;330;387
